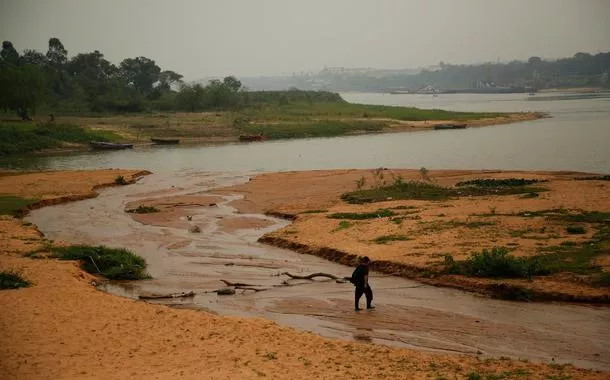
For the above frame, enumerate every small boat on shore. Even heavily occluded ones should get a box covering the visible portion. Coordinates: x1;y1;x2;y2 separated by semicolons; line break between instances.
151;138;180;144
433;123;467;130
90;141;134;150
239;135;268;142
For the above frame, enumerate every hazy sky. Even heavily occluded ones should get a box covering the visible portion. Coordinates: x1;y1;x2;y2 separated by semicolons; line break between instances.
1;0;609;79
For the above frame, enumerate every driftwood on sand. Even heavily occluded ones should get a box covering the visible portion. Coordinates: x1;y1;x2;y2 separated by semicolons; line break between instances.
138;291;196;300
138;272;349;300
281;272;350;283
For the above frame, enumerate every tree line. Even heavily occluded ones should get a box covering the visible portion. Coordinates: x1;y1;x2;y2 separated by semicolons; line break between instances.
282;52;610;92
0;38;246;120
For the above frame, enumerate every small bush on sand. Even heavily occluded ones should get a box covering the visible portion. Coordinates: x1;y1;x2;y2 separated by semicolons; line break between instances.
0;270;31;289
114;175;128;185
445;247;548;279
126;205;159;214
51;245;149;280
566;226;586;234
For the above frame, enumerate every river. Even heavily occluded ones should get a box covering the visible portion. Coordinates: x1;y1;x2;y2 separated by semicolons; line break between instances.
2;92;609;173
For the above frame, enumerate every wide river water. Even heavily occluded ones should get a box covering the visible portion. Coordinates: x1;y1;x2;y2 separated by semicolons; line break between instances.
21;92;610;370
2;92;610;173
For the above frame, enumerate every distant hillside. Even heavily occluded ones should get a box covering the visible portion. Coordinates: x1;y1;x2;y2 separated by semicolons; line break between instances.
235;52;610;93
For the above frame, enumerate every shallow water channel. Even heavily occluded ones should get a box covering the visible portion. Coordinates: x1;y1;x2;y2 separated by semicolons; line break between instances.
27;171;610;371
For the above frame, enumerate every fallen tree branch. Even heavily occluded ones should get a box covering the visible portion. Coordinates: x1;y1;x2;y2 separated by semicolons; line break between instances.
282;272;350;282
235;286;269;293
220;279;261;287
138;291;196;300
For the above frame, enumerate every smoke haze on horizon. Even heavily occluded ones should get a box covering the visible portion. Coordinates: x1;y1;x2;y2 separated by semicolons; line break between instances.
1;0;609;79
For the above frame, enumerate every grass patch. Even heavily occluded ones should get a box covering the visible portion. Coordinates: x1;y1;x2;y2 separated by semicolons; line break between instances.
566;226;586;234
333;221;352;232
235;120;386;140
299;209;327;214
519;192;540;199
342;181;451;203
390;205;418;210
342;180;547;204
373;234;411;244
236;101;505;123
327;209;396;220
0;122;120;156
50;245;150;280
559;211;610;224
456;220;498;229
0;270;31;289
0;195;39;216
574;175;610;181
126;205;159;214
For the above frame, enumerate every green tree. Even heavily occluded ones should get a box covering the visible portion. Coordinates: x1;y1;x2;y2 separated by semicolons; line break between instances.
0;63;45;120
176;83;206;112
222;75;242;92
46;37;68;68
119;56;161;95
21;49;47;66
1;41;19;64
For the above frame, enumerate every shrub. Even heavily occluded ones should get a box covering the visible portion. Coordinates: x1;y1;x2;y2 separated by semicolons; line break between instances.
126;205;159;214
51;245;149;280
566;226;586;234
445;247;548;279
114;175;128;185
0;270;31;289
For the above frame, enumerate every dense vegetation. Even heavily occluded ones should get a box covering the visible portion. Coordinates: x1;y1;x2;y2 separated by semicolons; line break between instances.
0;38;248;119
341;178;547;204
51;245;150;280
0;122;119;155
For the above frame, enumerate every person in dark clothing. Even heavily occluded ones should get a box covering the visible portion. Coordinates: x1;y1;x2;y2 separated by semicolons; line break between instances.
351;256;374;311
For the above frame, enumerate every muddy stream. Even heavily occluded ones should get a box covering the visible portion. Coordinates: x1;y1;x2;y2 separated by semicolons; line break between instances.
27;171;610;371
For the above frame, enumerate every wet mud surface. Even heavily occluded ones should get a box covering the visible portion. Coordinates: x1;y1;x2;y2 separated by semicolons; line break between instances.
27;171;610;370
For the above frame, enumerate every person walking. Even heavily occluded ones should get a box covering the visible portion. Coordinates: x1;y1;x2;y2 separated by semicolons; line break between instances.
350;256;374;311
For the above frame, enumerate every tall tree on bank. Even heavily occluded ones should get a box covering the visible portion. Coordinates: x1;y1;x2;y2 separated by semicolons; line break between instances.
119;56;161;96
0;41;45;120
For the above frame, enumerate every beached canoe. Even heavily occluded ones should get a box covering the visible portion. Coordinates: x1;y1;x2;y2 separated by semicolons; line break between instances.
151;138;180;144
90;141;134;150
433;123;467;130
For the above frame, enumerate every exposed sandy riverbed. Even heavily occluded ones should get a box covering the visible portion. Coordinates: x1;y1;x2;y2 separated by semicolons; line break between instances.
220;169;610;302
1;169;609;379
